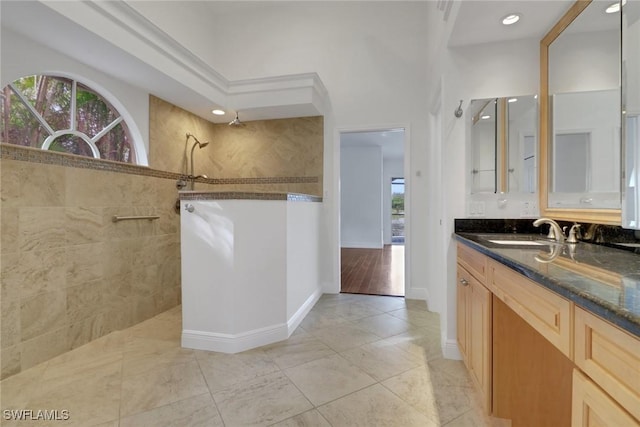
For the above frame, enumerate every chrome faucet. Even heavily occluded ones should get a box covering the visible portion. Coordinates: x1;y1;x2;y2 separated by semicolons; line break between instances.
533;218;565;243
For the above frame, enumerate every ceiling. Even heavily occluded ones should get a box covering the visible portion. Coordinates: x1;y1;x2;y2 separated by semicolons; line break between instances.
340;129;405;161
449;1;575;47
2;0;603;125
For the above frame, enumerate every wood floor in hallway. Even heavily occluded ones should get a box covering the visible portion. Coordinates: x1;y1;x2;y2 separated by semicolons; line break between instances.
341;245;404;296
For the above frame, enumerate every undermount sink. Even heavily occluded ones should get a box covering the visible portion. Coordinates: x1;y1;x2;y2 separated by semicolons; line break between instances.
487;240;546;246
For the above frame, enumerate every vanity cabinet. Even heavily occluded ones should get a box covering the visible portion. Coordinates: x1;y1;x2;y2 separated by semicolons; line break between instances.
456;257;492;412
456;242;640;426
572;369;639;427
573;307;640;423
487;258;573;358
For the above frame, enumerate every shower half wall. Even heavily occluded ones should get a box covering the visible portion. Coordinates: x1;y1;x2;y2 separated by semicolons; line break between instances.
179;192;322;353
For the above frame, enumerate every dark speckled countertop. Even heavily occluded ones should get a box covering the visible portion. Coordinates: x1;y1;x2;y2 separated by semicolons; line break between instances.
454;232;640;338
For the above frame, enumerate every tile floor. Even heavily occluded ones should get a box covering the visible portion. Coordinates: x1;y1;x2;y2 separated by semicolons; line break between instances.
0;293;507;427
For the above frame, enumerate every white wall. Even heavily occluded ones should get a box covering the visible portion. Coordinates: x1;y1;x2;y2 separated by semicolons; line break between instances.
125;0;431;299
425;29;543;357
1;28;150;164
340;145;383;248
383;158;404;245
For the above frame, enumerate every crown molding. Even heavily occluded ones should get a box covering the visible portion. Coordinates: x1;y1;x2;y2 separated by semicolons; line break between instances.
37;0;331;121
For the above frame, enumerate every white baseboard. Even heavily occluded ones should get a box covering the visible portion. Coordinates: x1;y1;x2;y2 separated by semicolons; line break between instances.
182;289;323;354
340;242;383;249
404;287;428;301
287;288;323;334
442;337;462;360
182;323;288;354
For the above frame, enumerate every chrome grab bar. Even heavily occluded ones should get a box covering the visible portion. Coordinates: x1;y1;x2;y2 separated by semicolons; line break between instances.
112;215;160;223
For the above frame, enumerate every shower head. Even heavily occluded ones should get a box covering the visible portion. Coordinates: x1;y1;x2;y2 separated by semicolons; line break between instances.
228;112;244;127
186;132;209;148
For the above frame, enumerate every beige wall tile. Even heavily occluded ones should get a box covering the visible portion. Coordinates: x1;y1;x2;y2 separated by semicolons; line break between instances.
68;314;106;350
20;248;66;298
20;290;67;341
149;96;323;196
1;252;21;302
1;298;21;349
66;280;105;324
0;160;23;207
66;243;104;287
1;344;21;380
103;241;133;277
20;326;69;370
1;207;19;253
65;206;104;245
65;169;133;207
18;207;66;252
20;162;66;207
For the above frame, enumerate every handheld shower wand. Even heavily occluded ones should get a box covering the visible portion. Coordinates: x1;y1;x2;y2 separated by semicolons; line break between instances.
186;132;209;190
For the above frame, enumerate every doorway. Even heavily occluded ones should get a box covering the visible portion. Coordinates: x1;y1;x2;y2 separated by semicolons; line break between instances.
391;177;405;245
339;128;405;297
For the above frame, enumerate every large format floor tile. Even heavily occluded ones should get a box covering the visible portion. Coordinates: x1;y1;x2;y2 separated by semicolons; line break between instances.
0;293;499;426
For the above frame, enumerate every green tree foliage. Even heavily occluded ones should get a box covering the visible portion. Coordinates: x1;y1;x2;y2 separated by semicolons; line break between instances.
392;193;404;214
0;75;133;163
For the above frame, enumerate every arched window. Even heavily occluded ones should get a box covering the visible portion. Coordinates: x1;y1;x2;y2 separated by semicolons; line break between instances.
1;75;136;163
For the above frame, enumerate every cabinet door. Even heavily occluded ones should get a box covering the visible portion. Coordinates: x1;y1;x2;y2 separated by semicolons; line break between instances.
572;369;639;427
456;264;470;364
469;278;492;413
574;306;640;421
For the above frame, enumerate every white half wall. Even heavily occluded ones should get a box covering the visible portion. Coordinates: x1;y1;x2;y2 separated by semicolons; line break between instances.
181;199;323;353
340;145;383;249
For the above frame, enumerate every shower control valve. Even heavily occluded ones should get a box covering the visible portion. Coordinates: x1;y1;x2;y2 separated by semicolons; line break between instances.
184;203;195;213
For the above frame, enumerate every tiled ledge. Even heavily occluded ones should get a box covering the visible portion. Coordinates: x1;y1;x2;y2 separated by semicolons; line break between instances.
179;191;322;202
0;143;319;186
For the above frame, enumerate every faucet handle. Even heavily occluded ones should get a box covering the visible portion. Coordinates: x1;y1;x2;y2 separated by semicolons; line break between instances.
567;223;581;244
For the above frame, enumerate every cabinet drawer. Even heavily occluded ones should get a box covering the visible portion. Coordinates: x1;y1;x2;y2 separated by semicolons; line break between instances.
572;369;639;427
487;259;573;358
457;243;487;282
574;307;640;421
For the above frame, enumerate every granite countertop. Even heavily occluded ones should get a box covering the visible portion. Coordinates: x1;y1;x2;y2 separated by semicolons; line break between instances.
454;232;640;338
179;191;322;202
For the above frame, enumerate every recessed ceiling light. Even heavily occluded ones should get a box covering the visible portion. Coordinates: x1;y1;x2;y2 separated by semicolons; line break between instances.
502;13;521;26
481;115;491;120
212;109;225;115
606;0;626;14
508;98;518;103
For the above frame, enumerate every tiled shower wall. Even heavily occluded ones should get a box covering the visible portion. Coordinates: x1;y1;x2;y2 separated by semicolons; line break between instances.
149;96;324;196
0;154;181;379
0;97;324;379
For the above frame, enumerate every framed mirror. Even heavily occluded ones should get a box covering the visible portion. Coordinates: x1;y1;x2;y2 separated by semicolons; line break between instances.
540;0;622;224
469;95;537;194
623;0;640;229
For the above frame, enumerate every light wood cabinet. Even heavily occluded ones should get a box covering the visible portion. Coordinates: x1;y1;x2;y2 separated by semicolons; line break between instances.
574;306;640;421
457;246;492;413
572;369;639;427
457;242;487;282
487;258;573;358
456;242;639;427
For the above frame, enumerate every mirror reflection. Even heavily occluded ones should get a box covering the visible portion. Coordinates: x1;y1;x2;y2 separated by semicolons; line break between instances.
547;1;621;210
623;0;640;229
469;95;537;194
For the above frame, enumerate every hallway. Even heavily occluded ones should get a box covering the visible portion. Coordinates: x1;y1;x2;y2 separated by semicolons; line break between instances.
341;245;405;296
0;294;499;426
